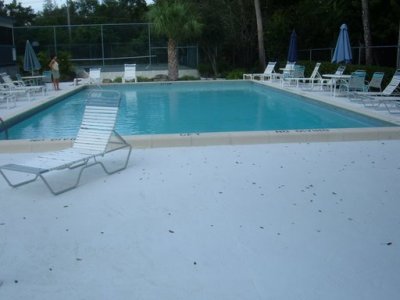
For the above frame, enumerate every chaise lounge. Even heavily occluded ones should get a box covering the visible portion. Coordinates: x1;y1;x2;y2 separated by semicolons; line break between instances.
0;90;132;195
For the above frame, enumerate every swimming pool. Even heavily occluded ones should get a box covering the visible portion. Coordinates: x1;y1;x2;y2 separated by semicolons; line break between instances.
1;81;396;140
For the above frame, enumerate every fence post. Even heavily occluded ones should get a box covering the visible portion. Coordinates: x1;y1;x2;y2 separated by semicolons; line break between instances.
148;24;152;66
53;26;57;55
397;45;400;68
101;24;105;66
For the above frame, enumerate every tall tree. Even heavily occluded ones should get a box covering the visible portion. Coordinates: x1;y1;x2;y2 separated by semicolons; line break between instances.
361;0;372;65
254;0;265;70
147;0;202;80
1;0;35;26
389;0;400;68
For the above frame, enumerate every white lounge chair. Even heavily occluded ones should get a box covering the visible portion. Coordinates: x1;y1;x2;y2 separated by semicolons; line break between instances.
288;62;321;87
355;70;400;109
295;63;331;89
380;97;400;113
123;64;137;83
366;72;384;92
89;68;102;85
243;62;277;80
0;73;45;97
0;90;132;195
0;82;32;102
0;89;16;109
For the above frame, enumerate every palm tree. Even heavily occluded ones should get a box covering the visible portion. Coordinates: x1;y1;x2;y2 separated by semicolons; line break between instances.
148;0;202;80
254;0;266;70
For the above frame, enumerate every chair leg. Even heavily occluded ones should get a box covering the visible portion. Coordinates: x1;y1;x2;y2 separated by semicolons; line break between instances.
1;139;132;195
95;144;132;175
39;162;89;195
0;168;40;188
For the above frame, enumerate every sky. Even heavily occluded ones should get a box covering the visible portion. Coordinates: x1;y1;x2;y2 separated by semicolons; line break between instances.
4;0;154;13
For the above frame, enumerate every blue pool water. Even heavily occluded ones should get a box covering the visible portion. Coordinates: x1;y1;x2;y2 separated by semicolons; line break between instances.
2;81;395;140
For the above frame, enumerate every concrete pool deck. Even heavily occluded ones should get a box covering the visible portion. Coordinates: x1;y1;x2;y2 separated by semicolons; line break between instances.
1;79;400;153
0;140;399;299
1;81;400;299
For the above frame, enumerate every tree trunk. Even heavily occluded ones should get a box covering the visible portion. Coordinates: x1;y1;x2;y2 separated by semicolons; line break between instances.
361;0;373;65
168;38;179;81
397;21;400;68
254;0;266;70
203;46;219;77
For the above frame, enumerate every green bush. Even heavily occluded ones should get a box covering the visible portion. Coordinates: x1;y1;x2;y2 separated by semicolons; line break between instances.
225;69;246;79
37;51;74;81
198;63;214;77
113;76;122;83
179;75;200;81
136;76;152;82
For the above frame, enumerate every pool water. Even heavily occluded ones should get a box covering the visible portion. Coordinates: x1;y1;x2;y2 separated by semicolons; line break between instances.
2;81;395;140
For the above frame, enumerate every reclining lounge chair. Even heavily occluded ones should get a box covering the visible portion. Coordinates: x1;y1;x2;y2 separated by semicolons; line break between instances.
355;70;400;110
0;90;132;195
243;62;277;81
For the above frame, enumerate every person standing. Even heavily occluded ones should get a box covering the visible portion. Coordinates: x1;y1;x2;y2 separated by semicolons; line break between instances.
49;55;60;90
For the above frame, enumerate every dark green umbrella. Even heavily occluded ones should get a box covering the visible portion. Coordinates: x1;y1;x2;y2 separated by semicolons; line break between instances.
23;40;41;75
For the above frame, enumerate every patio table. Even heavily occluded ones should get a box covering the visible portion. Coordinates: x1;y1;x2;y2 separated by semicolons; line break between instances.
322;74;351;97
22;75;45;86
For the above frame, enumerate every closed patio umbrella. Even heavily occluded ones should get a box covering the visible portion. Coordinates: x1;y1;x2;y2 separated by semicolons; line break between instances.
331;24;352;64
23;40;41;75
287;30;297;63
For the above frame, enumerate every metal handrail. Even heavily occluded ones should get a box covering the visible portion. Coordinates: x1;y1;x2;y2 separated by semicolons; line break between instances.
0;117;8;140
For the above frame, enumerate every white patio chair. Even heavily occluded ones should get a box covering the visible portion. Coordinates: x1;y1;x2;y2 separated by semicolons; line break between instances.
243;62;277;80
89;68;102;85
339;70;367;96
282;64;312;87
273;62;296;80
123;64;138;83
0;90;132;195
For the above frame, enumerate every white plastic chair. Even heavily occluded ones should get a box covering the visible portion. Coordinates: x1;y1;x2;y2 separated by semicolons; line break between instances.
123;64;137;83
89;68;102;85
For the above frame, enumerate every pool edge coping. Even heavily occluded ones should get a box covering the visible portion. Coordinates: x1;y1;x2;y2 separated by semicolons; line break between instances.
1;127;400;153
1;80;400;153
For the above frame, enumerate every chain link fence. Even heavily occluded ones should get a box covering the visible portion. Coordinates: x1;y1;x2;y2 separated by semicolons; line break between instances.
299;45;400;68
12;23;198;70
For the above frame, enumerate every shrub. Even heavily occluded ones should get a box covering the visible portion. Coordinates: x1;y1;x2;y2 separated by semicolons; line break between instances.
179;75;200;81
225;69;246;79
198;63;214;77
37;51;74;81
